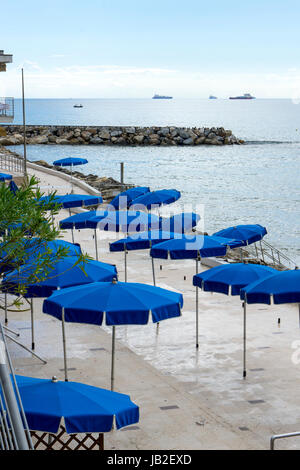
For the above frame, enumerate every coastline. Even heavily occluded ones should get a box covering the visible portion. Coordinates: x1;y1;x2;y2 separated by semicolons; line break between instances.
3;158;300;450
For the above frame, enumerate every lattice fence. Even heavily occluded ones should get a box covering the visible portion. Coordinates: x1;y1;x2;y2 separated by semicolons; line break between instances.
30;425;104;450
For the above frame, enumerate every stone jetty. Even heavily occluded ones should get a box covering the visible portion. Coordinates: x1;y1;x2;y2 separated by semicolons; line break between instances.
0;125;244;146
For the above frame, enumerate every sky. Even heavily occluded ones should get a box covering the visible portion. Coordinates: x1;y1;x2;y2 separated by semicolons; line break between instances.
1;0;300;98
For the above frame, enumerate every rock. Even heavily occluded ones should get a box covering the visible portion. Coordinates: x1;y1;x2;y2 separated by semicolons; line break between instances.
125;127;136;134
90;137;103;144
0;136;19;145
158;127;170;136
178;129;190;139
81;131;91;141
110;130;122;137
56;138;71;145
183;138;194;145
133;135;144;144
98;130;111;140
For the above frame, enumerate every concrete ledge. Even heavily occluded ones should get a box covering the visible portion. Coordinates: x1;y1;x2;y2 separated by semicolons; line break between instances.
27;161;101;196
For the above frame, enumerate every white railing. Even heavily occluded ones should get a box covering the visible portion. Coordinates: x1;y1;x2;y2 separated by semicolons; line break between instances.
0;97;14;122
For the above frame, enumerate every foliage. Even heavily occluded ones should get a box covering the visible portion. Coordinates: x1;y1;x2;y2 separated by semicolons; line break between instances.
0;175;89;308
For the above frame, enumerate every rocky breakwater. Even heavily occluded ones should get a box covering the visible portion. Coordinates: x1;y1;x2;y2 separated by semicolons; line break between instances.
0;125;244;146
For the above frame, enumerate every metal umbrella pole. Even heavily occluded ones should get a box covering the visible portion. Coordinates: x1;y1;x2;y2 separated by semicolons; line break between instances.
70;164;74;193
243;299;247;378
124;247;128;282
30;299;35;350
111;326;116;391
68;208;74;244
195;255;200;349
61;308;68;382
94;229;99;261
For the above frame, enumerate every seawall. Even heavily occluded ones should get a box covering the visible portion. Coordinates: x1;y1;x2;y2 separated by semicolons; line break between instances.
0;125;244;146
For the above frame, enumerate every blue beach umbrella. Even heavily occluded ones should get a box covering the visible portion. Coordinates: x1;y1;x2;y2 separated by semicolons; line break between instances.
240;268;300;375
12;374;139;435
150;235;240;348
87;211;161;277
193;262;277;377
160;212;200;233
86;210;161;232
0;239;81;353
40;194;103;244
130;189;181;210
53;157;88;191
109;186;150;210
60;210;103;260
53;157;88;167
3;257;118;299
109;230;177;283
213;224;267;246
43;279;183;389
39;194;102;209
0;172;13;181
240;269;300;305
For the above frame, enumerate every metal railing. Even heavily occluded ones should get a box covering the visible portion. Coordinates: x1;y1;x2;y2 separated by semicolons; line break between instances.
0;322;33;450
0;150;25;175
0;97;14;121
240;239;298;270
270;432;300;450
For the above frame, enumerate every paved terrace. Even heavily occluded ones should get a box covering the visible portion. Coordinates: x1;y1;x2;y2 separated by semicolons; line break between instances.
3;164;300;450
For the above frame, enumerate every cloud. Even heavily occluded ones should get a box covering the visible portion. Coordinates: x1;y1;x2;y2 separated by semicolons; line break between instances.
2;61;300;98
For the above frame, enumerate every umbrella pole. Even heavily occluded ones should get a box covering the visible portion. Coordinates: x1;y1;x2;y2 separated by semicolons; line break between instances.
69;208;74;244
4;292;8;324
94;229;99;261
195;257;199;349
124;248;127;282
111;326;116;391
4;292;19;336
243;300;247;378
71;164;73;193
61;308;68;382
30;299;35;350
151;255;156;286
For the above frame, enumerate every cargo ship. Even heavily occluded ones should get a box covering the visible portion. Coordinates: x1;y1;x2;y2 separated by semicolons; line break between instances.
229;93;255;100
152;94;173;99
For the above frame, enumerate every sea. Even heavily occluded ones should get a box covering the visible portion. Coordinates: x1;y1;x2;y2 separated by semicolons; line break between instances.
9;98;300;265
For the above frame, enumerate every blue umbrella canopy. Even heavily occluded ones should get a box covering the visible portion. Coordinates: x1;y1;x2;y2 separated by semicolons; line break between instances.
150;235;240;260
213;224;267;246
0;238;81;265
240;269;300;304
193;263;276;296
131;189;181;209
8;180;19;194
109;230;176;252
24;238;81;261
53;157;88;167
86;210;161;233
43;279;183;387
2;257;117;298
43;279;183;325
0;172;13;181
39;194;102;209
109;187;150;210
13;375;139;433
160;212;200;233
60;210;98;229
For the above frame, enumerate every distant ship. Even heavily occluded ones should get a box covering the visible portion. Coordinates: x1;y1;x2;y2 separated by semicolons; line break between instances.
73;104;83;108
229;93;255;100
152;94;173;99
209;95;217;99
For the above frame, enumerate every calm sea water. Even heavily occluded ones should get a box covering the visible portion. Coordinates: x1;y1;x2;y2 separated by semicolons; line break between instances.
10;98;300;264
